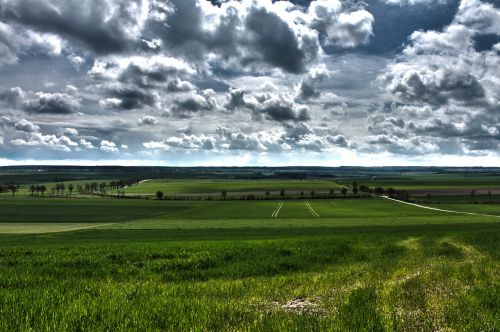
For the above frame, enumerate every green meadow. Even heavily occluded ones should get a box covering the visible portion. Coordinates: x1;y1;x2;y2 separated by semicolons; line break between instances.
0;193;499;331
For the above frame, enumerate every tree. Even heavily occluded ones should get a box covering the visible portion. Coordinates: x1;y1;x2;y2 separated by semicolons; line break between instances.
280;189;285;197
488;190;492;203
374;187;384;196
265;191;270;198
310;190;315;198
470;189;476;203
40;185;46;196
352;184;359;196
329;188;334;196
387;187;396;198
221;190;227;199
60;183;66;195
8;184;18;197
341;187;347;196
156;190;164;200
30;185;35;196
68;184;74;195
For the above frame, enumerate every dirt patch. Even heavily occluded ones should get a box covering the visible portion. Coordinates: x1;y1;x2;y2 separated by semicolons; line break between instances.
273;297;327;315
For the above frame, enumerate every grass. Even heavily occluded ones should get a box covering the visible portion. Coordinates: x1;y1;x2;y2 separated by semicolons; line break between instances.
0;194;498;330
0;225;498;330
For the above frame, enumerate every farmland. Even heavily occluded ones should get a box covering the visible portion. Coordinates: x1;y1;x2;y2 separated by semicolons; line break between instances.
0;197;499;330
0;167;499;331
124;179;343;195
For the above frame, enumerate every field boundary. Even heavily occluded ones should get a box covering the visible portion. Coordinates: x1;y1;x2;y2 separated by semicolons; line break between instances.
0;223;115;234
272;201;283;218
381;196;500;218
305;201;320;217
123;179;150;189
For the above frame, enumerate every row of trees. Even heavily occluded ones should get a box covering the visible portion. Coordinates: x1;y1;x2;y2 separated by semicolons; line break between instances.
0;184;19;197
1;178;141;198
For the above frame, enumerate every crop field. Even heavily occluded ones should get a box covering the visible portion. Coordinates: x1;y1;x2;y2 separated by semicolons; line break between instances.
340;173;500;191
125;179;343;195
0;191;499;331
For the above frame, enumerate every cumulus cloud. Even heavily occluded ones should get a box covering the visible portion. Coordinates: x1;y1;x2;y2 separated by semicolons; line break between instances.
170;89;217;117
99;140;119;152
10;132;78;152
0;87;81;114
143;123;352;153
79;139;95;149
224;87;312;122
295;66;329;100
91;55;196;110
14;119;40;133
0;0;149;54
138;115;159;125
147;0;373;74
372;0;500;155
308;1;374;48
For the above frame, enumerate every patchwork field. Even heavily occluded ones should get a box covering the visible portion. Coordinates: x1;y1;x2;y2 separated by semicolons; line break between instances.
0;185;499;330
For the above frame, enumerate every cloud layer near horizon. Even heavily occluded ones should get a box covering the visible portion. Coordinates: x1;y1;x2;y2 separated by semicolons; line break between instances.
0;0;499;165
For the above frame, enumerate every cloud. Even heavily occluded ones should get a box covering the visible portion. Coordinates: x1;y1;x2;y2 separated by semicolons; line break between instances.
148;0;374;74
170;89;217;117
79;139;95;149
0;0;149;54
295;66;329;100
99;140;119;152
371;0;500;155
143;123;352;153
224;87;312;122
14;119;40;133
308;1;374;48
10;132;78;152
91;55;197;110
0;87;81;114
138;115;159;126
90;55;196;86
60;128;79;136
0;21;62;67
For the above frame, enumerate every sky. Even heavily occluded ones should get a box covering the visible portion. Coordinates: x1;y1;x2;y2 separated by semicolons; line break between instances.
0;0;499;166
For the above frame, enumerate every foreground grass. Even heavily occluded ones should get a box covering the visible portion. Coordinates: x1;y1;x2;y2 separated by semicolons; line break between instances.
0;225;498;331
0;196;498;330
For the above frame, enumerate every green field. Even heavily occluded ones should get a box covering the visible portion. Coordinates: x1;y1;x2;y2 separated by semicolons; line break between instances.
125;179;343;195
0;194;499;331
343;173;500;190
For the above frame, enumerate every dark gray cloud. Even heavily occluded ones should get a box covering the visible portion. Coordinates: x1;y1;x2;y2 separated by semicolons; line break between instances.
0;87;81;114
0;0;148;54
170;90;217;117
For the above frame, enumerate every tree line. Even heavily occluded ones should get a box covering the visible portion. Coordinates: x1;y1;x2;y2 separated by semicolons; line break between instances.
1;179;141;197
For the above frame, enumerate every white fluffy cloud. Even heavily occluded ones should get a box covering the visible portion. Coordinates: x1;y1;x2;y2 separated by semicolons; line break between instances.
100;140;119;153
